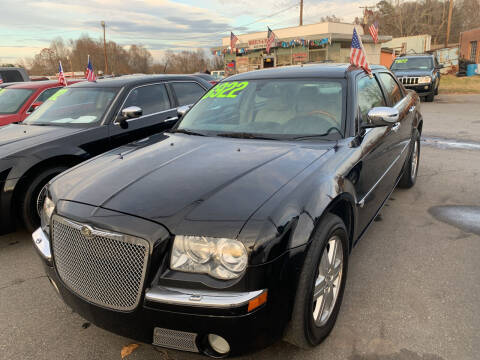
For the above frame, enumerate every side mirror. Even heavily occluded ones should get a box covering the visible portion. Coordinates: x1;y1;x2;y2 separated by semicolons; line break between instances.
364;107;399;128
177;105;190;119
118;106;143;129
27;102;42;114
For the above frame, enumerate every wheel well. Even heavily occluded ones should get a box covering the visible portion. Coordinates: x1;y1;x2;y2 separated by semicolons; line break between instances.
417;119;423;135
326;197;355;252
11;155;82;215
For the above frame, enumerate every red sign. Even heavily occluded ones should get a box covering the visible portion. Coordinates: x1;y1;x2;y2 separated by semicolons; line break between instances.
293;53;308;61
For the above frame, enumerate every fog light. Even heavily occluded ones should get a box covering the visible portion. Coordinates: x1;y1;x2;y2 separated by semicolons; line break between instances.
424;86;428;90
207;334;230;355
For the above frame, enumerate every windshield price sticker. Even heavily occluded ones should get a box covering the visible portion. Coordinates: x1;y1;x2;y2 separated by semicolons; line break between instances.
0;89;5;94
49;88;69;101
395;59;408;64
202;81;249;99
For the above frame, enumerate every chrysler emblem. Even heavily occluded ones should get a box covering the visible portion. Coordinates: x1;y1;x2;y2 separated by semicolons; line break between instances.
81;225;94;238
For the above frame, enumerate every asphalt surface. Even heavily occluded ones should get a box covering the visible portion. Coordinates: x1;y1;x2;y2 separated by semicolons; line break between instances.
1;94;479;360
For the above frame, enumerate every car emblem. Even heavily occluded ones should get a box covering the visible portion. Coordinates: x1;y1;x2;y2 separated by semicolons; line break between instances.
81;225;94;238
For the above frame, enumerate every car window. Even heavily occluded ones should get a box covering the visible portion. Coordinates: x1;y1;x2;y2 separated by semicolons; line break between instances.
0;70;23;83
0;88;34;114
36;87;62;103
378;73;403;105
178;79;344;139
357;76;386;122
123;83;170;116
171;82;205;106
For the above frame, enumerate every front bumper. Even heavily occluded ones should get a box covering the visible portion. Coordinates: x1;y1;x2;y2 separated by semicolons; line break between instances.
33;227;297;356
403;83;434;96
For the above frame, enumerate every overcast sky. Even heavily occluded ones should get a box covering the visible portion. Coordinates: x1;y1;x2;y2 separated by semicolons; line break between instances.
1;0;371;63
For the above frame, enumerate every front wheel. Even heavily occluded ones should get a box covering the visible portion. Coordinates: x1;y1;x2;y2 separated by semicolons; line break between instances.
425;93;434;102
398;131;420;189
284;213;349;349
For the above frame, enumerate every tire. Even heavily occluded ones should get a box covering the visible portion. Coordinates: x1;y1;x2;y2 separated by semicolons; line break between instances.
425;93;434;102
284;213;349;349
19;166;68;233
398;130;420;189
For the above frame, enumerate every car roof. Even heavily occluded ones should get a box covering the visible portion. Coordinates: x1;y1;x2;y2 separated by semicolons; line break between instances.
227;63;387;81
68;74;207;88
6;80;81;90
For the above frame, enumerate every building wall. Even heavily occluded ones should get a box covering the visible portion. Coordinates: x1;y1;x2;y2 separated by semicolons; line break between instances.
459;28;480;63
383;35;431;54
380;50;395;68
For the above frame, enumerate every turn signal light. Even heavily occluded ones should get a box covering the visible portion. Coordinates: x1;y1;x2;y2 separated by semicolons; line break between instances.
247;290;268;312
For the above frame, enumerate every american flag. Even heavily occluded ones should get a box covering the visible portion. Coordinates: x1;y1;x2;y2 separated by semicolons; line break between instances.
350;28;371;75
369;21;379;44
266;27;276;54
58;61;68;86
230;31;239;50
86;55;96;82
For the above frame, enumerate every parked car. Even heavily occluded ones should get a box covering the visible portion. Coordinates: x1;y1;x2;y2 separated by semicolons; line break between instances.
390;54;441;102
193;72;218;85
0;67;30;83
0;75;210;234
0;81;83;126
33;64;422;357
211;70;225;81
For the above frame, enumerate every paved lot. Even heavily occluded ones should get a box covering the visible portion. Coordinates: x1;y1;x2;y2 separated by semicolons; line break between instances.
1;94;479;360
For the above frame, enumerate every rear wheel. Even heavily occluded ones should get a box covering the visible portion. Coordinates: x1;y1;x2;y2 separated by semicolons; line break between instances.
20;166;68;233
398;131;420;189
284;214;348;349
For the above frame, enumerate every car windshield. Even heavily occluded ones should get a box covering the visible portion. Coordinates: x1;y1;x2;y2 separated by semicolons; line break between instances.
24;87;118;126
0;88;34;114
391;57;433;70
177;79;344;140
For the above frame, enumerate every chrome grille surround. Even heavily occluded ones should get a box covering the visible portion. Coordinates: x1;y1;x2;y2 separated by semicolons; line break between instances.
51;215;150;312
400;77;419;85
153;327;199;352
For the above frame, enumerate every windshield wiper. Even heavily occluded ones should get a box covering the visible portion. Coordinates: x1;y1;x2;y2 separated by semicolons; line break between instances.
292;127;343;140
216;132;278;140
168;128;206;136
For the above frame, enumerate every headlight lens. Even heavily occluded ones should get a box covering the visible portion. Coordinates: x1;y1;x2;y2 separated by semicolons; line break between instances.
40;195;55;232
170;236;247;280
418;76;432;84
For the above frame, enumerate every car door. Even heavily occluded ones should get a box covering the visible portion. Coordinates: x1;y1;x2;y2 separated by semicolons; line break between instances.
354;72;405;233
109;82;177;148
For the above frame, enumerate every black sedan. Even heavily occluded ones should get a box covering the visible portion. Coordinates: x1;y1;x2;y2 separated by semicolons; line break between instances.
33;64;422;357
0;75;210;234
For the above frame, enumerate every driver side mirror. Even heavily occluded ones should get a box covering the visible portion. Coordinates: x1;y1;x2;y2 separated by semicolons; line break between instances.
27;102;42;114
177;105;190;119
118;106;143;129
363;107;399;128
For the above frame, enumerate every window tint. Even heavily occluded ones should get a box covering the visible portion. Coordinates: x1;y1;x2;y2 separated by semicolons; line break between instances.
378;73;403;105
0;70;23;83
36;87;62;103
171;82;205;106
357;76;386;121
123;83;170;116
0;88;34;114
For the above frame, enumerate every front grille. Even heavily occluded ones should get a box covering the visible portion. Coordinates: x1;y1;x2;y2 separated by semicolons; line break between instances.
51;215;149;312
400;77;419;85
153;327;199;352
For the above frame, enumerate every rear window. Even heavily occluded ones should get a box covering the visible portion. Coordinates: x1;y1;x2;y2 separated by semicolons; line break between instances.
0;70;24;83
0;88;34;114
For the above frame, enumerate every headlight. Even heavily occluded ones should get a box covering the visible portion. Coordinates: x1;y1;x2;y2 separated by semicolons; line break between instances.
170;235;248;280
418;76;432;84
40;195;55;232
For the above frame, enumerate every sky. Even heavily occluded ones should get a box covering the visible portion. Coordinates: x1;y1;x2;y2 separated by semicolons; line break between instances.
0;0;372;63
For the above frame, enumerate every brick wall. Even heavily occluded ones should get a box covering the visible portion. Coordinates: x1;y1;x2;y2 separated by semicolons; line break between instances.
459;28;480;63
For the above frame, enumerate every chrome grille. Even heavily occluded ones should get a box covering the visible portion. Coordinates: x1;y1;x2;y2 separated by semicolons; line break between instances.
400;77;419;85
51;215;149;311
153;327;199;352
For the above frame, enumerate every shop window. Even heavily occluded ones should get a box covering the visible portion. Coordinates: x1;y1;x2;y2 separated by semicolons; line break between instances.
470;41;478;62
309;49;326;62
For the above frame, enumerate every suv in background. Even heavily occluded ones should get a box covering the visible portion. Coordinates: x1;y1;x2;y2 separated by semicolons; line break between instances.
390;54;441;102
0;67;30;83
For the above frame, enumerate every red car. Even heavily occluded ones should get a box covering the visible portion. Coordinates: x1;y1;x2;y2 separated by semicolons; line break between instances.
0;80;82;126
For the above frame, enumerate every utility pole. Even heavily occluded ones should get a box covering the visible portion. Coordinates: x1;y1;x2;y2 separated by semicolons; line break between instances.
445;0;454;47
101;21;109;75
299;0;303;26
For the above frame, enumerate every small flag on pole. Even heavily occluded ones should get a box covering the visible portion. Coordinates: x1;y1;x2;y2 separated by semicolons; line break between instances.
369;21;379;44
266;27;276;54
350;28;371;76
230;31;239;50
86;55;96;82
58;61;68;86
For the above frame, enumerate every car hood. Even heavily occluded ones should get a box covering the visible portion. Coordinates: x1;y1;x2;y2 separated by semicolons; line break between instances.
0;123;84;158
391;70;433;77
51;134;332;237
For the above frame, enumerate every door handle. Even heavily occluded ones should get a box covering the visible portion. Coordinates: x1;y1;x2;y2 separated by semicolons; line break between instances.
408;106;415;113
164;116;178;122
391;122;401;132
